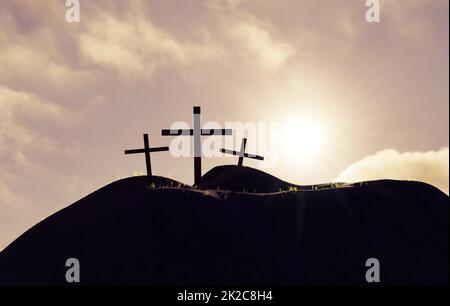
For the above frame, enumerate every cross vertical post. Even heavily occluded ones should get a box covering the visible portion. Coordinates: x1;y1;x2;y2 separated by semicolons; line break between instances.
238;138;247;167
193;106;202;185
143;134;152;177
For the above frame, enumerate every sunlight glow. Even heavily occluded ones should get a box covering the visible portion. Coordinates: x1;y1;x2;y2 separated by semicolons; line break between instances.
281;118;324;162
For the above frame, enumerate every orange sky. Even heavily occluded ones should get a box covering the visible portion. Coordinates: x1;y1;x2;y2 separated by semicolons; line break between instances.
0;0;448;250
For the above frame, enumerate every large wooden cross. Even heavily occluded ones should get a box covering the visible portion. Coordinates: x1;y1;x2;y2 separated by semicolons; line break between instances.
220;137;264;166
124;134;169;182
162;106;232;185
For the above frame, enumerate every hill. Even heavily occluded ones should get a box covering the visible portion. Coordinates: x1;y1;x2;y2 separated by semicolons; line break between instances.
0;168;448;286
198;165;351;191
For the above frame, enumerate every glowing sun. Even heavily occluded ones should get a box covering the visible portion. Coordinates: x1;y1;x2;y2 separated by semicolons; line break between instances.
281;118;324;162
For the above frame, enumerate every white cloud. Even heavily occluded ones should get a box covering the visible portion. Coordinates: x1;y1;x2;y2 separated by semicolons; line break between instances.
0;182;21;208
0;18;90;91
79;11;225;77
0;87;65;122
336;148;449;194
0;86;70;168
227;19;296;71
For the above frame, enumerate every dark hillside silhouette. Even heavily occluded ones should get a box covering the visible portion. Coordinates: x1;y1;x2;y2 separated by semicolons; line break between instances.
0;167;447;286
199;165;350;192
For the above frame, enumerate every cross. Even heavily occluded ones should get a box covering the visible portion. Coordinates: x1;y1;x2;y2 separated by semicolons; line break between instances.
124;134;169;182
162;106;232;185
220;137;264;166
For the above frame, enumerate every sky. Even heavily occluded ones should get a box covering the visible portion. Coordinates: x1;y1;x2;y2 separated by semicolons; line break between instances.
0;0;448;250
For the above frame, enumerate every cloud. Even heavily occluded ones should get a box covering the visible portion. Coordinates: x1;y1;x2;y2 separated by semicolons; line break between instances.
0;4;91;92
382;0;449;41
0;86;71;170
79;10;225;77
336;148;449;194
0;181;22;208
0;87;65;122
227;19;296;71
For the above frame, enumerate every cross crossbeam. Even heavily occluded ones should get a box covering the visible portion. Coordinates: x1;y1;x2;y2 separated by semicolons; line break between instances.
220;138;264;166
161;129;231;136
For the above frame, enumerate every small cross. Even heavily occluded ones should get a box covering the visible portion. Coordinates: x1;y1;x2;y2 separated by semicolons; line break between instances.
220;138;264;166
162;106;232;185
124;134;169;182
